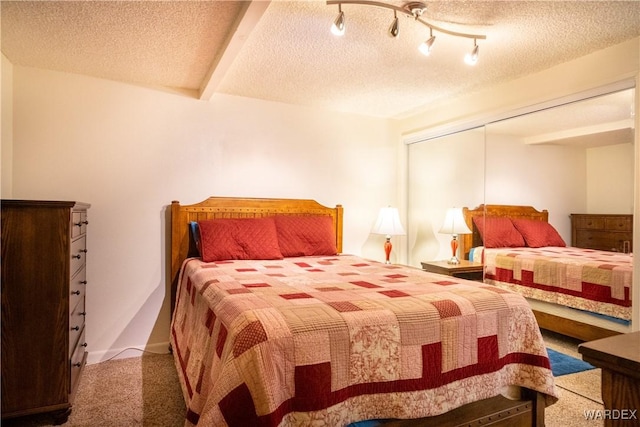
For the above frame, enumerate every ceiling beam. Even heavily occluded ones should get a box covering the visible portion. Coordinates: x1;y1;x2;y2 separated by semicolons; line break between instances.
199;1;271;100
523;119;634;145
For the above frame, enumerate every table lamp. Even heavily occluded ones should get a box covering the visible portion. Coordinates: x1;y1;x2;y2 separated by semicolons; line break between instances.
439;207;472;264
371;206;405;264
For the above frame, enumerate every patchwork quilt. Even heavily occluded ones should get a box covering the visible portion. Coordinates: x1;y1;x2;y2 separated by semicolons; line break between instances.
484;247;632;320
170;255;557;427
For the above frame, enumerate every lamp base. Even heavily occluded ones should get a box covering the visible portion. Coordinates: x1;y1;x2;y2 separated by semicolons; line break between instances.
448;235;460;265
384;237;392;264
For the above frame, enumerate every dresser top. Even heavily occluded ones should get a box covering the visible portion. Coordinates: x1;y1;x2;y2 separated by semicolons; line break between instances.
578;331;640;379
1;200;90;209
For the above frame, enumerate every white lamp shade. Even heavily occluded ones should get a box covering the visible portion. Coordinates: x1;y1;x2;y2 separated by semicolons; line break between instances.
372;207;406;236
438;207;472;235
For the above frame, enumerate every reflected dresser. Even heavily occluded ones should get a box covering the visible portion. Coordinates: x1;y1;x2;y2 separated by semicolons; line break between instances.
570;213;633;253
1;200;90;424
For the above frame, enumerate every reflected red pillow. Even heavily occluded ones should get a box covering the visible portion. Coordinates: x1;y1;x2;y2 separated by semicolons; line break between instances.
512;218;566;248
198;217;283;262
472;216;525;248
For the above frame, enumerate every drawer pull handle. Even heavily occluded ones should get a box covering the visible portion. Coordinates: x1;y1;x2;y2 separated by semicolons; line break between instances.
71;290;81;295
71;326;80;331
80;249;88;253
73;362;82;368
80;280;87;285
82;342;88;348
80;311;86;316
72;254;81;259
74;220;89;227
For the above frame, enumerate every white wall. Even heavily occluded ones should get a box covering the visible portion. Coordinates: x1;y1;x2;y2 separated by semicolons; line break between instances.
1;54;13;197
586;143;635;214
8;66;398;362
484;135;587;241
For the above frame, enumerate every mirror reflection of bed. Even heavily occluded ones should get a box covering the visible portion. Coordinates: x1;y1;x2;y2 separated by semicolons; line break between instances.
406;87;635;342
481;88;635;342
460;204;633;342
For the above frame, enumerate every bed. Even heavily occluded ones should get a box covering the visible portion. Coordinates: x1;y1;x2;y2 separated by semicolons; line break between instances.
169;197;557;427
460;204;633;342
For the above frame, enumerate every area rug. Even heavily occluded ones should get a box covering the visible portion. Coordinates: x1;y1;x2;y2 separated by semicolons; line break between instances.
547;348;595;377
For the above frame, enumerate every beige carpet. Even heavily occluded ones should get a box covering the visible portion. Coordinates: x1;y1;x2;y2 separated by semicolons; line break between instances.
4;331;603;427
543;330;604;427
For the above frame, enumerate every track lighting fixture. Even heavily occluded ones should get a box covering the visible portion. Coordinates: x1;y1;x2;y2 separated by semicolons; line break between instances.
327;1;485;65
418;28;435;56
389;10;399;38
331;4;345;36
464;39;479;65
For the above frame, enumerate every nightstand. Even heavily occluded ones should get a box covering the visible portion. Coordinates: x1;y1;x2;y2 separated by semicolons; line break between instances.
421;259;484;281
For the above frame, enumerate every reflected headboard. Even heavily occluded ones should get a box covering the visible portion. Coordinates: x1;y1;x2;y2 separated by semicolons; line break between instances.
460;204;549;260
169;197;344;311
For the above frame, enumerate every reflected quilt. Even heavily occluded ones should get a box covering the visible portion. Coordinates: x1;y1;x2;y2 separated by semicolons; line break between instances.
484;246;632;320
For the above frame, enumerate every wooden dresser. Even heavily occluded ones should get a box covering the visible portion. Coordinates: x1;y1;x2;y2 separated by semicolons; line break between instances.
579;332;640;427
570;213;633;253
1;200;90;424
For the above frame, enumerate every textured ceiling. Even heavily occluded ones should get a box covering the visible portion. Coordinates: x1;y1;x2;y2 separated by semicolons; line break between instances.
2;1;639;128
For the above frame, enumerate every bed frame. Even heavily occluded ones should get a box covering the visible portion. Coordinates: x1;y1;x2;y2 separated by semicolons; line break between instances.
169;197;547;427
461;204;622;342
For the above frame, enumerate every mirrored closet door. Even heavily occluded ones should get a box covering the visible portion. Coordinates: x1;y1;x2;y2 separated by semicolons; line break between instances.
406;127;485;267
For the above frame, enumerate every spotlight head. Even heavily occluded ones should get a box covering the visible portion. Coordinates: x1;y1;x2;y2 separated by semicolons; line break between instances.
389;11;399;38
464;43;479;65
419;35;436;56
331;9;345;36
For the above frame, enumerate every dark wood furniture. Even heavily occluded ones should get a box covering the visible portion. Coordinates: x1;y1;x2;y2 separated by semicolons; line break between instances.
170;197;549;427
460;204;624;343
421;259;484;281
1;200;90;424
579;332;640;427
570;213;633;253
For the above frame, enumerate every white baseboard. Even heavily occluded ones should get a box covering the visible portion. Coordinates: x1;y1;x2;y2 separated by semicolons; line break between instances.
86;341;171;365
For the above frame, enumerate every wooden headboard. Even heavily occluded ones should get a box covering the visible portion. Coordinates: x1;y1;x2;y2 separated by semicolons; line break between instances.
460;204;549;260
169;197;344;305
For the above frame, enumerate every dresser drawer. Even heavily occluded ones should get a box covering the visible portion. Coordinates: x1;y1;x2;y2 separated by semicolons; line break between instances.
574;216;605;229
69;297;86;354
70;235;87;277
575;230;629;252
69;303;86;355
70;266;86;315
71;211;88;238
604;217;632;232
70;327;86;393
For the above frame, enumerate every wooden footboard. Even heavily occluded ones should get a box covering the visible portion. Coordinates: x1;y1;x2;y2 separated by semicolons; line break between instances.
383;390;545;427
533;310;620;342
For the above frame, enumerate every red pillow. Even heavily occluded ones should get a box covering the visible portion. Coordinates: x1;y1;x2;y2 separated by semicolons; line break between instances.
472;216;525;248
197;217;283;262
274;215;337;257
511;218;566;248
